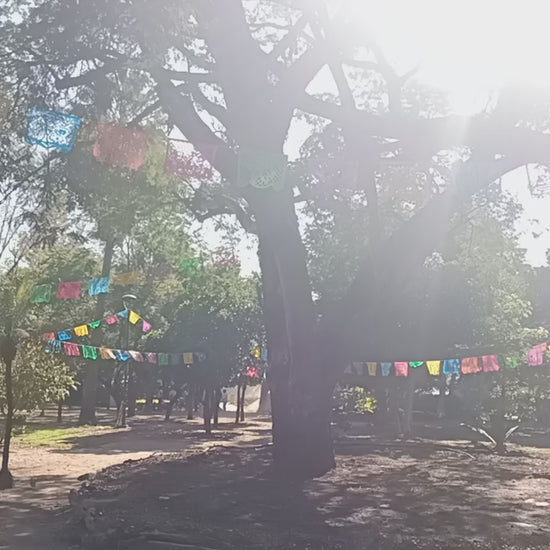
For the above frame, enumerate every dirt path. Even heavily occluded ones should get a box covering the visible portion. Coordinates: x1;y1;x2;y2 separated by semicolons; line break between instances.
0;410;269;550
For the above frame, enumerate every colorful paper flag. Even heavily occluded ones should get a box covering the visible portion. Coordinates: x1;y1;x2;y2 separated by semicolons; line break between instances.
505;356;519;369
82;345;98;360
112;271;140;286
30;284;53;304
157;353;169;365
426;360;441;376
367;362;377;376
57;281;81;299
528;343;547;367
106;315;118;325
47;339;61;354
381;362;392;376
100;347;116;360
63;342;81;357
179;257;200;277
146;352;157;364
246;366;260;379
57;330;72;341
117;310;129;319
73;324;89;337
142;320;152;334
481;355;500;372
252;347;261;359
260;347;268;361
461;357;481;374
183;352;194;365
88;320;101;329
395;362;409;377
93;123;148;170
129;310;141;325
442;358;460;375
88;276;110;296
409;361;424;368
115;350;131;362
42;332;56;341
129;351;144;362
25;107;81;153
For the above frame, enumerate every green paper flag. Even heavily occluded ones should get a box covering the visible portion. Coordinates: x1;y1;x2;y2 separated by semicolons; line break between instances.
82;345;98;360
409;362;424;368
505;356;519;369
158;352;169;366
30;284;52;304
88;320;101;329
179;257;200;276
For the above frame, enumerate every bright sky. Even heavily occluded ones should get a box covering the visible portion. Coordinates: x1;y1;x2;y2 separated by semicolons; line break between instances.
200;1;550;272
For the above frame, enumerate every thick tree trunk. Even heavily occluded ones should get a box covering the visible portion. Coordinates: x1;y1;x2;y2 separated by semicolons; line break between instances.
258;381;271;415
79;238;114;425
0;357;15;489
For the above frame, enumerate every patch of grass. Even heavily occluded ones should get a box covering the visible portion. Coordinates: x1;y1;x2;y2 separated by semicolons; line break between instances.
16;425;116;449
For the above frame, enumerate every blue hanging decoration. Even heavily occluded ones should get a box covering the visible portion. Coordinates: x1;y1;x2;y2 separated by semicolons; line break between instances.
115;350;131;362
25;107;82;153
46;339;62;354
117;309;129;319
57;330;72;341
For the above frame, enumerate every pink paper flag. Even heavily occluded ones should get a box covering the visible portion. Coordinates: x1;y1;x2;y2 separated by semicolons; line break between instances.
129;351;144;362
142;320;152;334
146;352;157;364
63;342;81;357
395;361;409;377
528;343;547;366
57;281;81;299
106;315;118;325
42;332;55;341
93;123;148;170
481;355;500;372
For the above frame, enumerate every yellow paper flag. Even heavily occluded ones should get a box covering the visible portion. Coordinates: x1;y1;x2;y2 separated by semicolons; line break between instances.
74;325;89;337
252;347;261;359
99;347;115;360
113;271;140;286
129;310;141;325
183;352;194;365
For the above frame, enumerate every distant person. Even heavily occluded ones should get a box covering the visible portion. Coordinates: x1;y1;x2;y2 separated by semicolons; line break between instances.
221;387;228;411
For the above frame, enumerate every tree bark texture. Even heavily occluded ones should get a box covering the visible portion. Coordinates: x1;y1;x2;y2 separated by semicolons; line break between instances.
0;358;14;489
79;238;114;425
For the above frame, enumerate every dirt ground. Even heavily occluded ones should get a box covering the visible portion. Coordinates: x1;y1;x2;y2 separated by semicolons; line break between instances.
4;412;550;550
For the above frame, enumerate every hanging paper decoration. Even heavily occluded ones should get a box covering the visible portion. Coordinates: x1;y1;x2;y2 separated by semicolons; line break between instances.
260;347;268;362
115;350;131;362
461;357;481;375
57;281;81;299
63;342;81;357
183;352;194;365
82;345;98;360
73;324;89;337
481;355;500;373
30;284;53;304
142;320;152;334
88;276;110;296
157;353;169;365
367;362;377;376
106;315;118;325
58;330;72;341
118;309;129;319
395;362;409;377
528;343;547;366
25;107;82;153
165;139;217;181
129;351;144;362
381;362;392;376
129;311;141;325
442;358;460;375
246;366;260;379
112;271;140;286
409;362;424;368
426;360;441;376
88;320;101;329
252;347;261;359
47;339;61;354
42;332;56;341
505;356;519;369
146;352;157;364
179;258;200;277
238;148;287;190
93;123;148;170
100;347;116;360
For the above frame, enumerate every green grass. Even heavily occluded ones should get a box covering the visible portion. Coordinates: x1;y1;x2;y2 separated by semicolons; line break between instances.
16;425;116;449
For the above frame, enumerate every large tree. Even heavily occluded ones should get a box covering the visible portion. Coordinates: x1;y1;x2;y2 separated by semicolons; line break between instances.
2;1;550;477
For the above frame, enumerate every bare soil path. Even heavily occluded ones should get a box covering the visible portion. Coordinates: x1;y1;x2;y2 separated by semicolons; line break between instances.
0;409;267;550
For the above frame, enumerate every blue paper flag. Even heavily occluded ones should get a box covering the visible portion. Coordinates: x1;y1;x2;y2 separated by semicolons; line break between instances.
46;339;62;354
25;107;82;153
443;358;460;375
117;309;129;319
58;330;72;341
88;276;110;296
381;362;392;376
260;347;268;361
115;350;131;362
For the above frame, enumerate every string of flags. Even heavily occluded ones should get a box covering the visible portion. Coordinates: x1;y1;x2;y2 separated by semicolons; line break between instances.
41;309;152;342
344;343;550;378
30;272;141;304
45;338;205;366
251;346;268;361
24;108;288;190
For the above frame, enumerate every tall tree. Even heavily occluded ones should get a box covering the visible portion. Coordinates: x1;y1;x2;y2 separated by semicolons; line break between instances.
2;1;550;477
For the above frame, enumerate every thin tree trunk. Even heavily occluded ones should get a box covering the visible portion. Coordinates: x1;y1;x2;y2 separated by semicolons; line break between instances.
0;357;15;489
79;238;114;425
127;369;136;418
235;383;242;424
213;388;220;427
203;389;212;435
186;387;194;420
57;401;63;424
240;381;247;422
